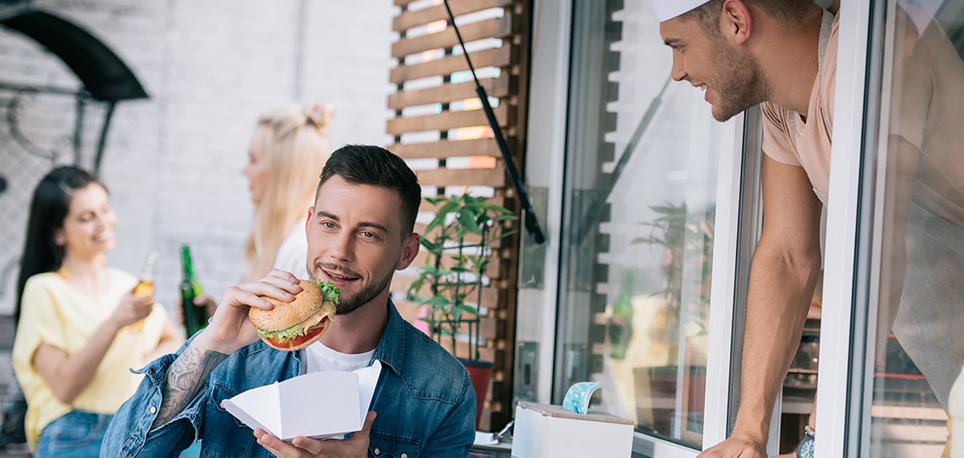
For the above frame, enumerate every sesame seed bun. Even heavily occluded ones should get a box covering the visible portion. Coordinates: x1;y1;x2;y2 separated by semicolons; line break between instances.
249;279;325;331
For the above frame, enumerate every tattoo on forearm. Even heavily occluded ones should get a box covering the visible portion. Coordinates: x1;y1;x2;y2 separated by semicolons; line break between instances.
151;345;228;429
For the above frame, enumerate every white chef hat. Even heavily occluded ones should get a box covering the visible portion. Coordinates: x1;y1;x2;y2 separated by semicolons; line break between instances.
650;0;713;22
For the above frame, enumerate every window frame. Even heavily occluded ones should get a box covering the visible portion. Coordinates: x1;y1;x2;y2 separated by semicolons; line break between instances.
813;0;878;456
522;1;760;455
523;0;894;455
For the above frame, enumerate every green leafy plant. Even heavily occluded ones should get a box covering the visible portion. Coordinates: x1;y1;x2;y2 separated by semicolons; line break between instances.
632;202;715;345
406;193;516;360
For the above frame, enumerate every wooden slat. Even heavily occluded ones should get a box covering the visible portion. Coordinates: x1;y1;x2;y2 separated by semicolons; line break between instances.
392;138;507;160
411;251;502;277
387;104;510;135
392;275;506;309
394;0;514;31
388;74;511;109
392;16;513;58
415;165;506;188
391;46;513;83
412;223;506;248
392;301;498;346
388;1;528;433
409;248;507;276
417;195;505;212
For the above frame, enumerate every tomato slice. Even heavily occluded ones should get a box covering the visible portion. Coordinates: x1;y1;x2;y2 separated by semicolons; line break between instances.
265;317;330;349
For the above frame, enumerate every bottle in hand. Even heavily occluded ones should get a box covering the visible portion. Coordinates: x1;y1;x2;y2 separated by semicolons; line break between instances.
129;251;158;331
180;244;208;338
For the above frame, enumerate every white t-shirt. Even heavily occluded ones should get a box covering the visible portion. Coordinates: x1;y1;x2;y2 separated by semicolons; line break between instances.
300;342;375;375
273;218;310;279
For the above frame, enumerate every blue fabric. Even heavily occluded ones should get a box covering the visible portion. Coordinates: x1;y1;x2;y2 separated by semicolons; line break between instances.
101;300;476;458
35;410;112;458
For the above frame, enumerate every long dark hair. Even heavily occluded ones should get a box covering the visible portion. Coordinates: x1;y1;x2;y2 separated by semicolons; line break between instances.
15;166;101;323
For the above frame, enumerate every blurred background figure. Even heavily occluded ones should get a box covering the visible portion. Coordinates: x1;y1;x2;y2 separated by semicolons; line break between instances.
188;101;334;316
11;166;183;457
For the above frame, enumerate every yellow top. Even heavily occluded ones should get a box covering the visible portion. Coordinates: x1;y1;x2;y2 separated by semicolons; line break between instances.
12;269;170;451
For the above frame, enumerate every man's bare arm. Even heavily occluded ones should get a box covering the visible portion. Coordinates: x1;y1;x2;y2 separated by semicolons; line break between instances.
697;157;823;458
736;156;824;442
151;344;228;429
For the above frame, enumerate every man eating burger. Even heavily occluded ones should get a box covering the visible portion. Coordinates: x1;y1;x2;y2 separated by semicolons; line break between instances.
103;145;477;457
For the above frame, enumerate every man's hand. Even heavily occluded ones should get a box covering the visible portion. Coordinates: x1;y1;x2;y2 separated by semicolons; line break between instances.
254;412;376;458
696;434;766;458
194;269;303;355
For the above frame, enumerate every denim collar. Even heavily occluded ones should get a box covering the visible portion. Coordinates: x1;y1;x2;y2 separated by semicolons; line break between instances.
370;298;405;375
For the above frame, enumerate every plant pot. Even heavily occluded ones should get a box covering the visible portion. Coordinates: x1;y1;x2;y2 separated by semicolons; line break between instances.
459;358;493;430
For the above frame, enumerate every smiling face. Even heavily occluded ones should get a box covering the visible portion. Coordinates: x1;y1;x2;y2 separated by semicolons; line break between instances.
306;176;419;315
660;15;769;122
55;183;116;261
242;130;270;205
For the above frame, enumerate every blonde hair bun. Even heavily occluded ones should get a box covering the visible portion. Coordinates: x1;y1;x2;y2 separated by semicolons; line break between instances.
303;101;334;134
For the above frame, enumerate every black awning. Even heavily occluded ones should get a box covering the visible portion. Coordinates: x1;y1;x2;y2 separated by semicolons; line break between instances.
1;8;148;102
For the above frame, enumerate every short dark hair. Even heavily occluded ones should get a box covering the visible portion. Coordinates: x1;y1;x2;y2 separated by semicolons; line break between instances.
16;166;101;322
681;0;816;36
315;144;421;237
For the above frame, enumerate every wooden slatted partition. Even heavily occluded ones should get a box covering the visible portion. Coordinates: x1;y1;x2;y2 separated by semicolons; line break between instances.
386;0;530;432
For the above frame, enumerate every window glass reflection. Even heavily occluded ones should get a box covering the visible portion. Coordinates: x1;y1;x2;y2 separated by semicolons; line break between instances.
557;0;722;447
863;1;964;456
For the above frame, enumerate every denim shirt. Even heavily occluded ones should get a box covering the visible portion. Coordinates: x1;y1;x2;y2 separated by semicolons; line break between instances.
101;300;476;458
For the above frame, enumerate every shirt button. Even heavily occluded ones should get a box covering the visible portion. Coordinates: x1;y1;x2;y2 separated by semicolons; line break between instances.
401;454;408;458
373;449;380;455
149;406;157;414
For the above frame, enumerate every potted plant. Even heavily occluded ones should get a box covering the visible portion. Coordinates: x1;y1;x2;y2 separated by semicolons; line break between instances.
406;193;516;429
629;202;714;439
631;202;714;354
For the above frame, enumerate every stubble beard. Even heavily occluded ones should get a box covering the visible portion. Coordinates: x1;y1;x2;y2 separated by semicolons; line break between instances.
322;266;393;316
709;38;771;122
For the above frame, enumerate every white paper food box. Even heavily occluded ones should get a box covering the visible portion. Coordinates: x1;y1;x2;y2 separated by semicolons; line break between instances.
221;361;381;441
511;401;634;458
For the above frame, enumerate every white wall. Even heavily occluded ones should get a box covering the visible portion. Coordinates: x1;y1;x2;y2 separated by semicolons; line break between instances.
0;0;396;315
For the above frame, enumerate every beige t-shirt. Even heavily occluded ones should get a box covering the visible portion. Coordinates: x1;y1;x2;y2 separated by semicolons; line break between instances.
760;12;837;206
12;269;169;450
760;7;964;228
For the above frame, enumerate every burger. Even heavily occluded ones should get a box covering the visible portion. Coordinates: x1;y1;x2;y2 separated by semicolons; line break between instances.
249;279;339;351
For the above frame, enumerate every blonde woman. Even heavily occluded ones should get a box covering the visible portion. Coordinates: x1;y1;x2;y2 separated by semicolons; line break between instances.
189;101;334;319
242;101;334;281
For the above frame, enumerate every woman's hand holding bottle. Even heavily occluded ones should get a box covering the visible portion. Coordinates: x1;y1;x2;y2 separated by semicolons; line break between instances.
110;293;155;331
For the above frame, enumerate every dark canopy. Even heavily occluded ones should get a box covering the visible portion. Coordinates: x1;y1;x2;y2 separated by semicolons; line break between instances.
1;8;148;102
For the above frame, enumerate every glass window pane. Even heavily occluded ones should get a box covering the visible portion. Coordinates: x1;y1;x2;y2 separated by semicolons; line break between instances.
556;0;724;448
858;1;964;455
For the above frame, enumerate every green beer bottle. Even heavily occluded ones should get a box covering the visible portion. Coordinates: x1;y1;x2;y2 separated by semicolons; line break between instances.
608;270;635;360
180;245;208;338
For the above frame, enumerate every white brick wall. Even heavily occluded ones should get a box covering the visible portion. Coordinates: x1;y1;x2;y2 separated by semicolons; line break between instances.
0;0;396;317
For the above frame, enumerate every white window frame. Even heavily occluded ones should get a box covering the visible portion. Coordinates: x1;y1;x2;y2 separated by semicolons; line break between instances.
522;1;753;455
814;0;875;456
521;0;575;406
528;0;889;456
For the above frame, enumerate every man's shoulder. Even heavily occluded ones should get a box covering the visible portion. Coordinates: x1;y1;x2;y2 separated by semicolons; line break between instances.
398;319;469;376
402;321;465;364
